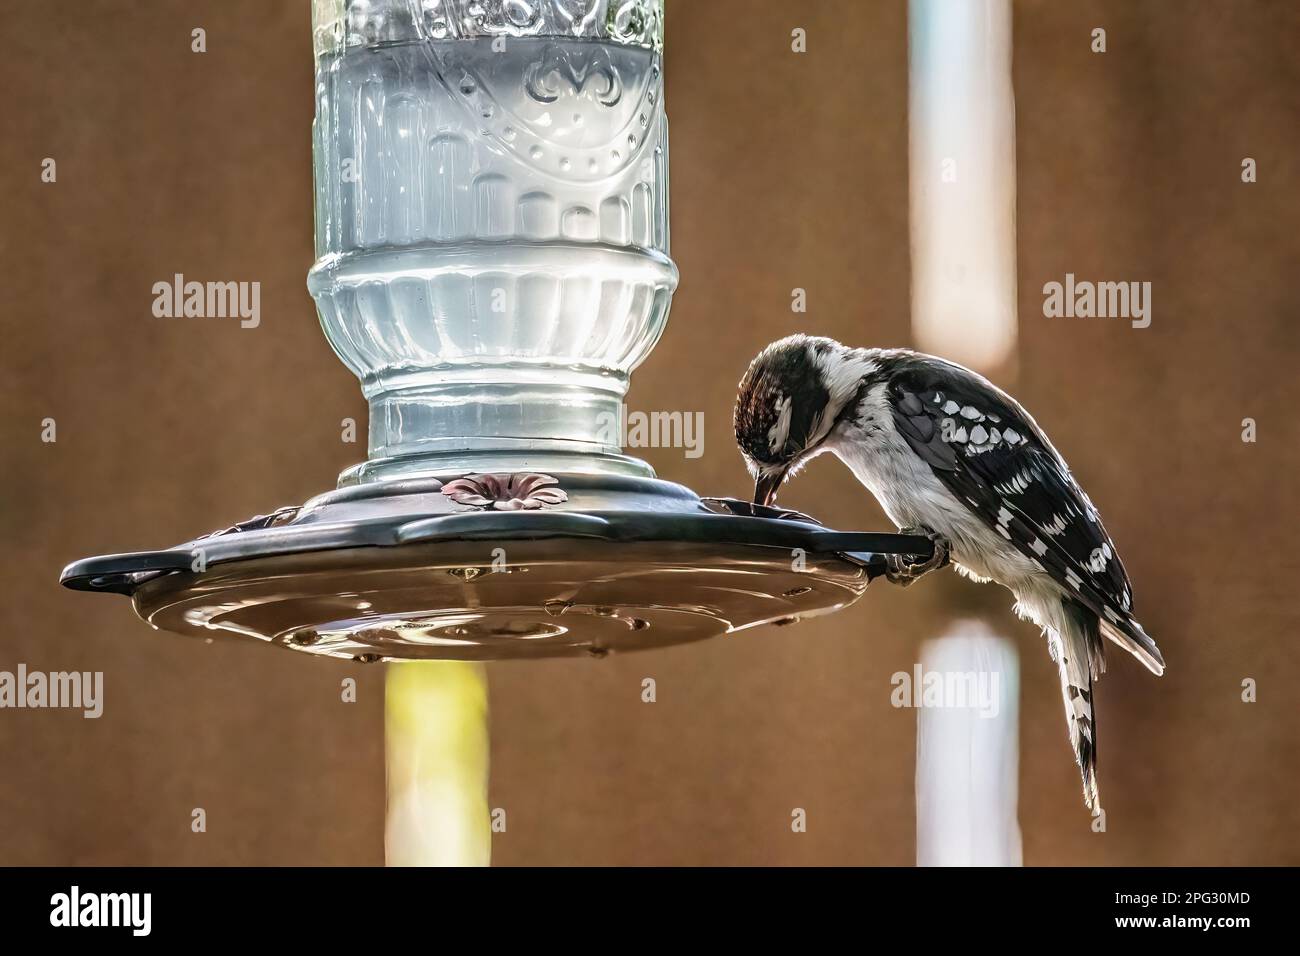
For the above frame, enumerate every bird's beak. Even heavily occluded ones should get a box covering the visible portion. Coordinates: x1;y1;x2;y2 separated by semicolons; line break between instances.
753;468;788;508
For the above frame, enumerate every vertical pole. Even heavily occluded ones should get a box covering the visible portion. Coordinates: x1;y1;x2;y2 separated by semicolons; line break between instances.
385;663;491;867
909;0;1023;864
908;0;1018;371
915;625;1022;866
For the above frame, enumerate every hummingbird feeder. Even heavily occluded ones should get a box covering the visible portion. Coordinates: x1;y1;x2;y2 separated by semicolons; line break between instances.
60;0;931;662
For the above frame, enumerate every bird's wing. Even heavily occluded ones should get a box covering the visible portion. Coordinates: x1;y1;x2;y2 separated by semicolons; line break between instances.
886;359;1163;675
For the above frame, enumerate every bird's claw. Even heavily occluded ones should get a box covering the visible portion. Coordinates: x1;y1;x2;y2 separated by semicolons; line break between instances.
885;527;951;587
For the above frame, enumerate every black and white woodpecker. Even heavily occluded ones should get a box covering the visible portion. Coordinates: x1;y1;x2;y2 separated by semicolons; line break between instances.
735;335;1165;810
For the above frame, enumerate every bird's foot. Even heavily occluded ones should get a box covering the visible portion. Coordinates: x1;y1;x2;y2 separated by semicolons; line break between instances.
885;527;951;588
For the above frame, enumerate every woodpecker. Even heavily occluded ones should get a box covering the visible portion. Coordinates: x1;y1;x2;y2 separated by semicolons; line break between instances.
735;334;1165;810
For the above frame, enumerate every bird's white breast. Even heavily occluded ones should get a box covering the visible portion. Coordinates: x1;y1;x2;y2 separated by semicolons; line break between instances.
826;384;1043;589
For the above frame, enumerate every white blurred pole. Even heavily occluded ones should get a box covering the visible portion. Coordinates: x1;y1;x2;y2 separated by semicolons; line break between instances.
915;624;1023;866
908;0;1023;867
908;0;1018;370
385;663;492;867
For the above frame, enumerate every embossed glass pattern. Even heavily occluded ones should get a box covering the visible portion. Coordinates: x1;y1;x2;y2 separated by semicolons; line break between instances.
308;0;675;481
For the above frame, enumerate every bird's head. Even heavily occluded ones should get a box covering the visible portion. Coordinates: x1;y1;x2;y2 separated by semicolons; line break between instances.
734;335;879;507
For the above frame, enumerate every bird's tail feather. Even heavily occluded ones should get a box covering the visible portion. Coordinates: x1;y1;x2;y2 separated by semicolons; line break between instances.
1049;599;1102;810
1100;614;1165;676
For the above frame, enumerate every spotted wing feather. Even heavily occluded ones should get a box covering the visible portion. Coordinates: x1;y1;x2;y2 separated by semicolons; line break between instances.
886;358;1164;676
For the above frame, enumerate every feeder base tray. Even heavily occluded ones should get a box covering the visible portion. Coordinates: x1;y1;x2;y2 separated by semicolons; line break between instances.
61;475;933;662
132;539;869;662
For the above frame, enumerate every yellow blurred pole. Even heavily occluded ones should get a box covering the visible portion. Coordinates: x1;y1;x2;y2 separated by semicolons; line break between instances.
385;663;491;867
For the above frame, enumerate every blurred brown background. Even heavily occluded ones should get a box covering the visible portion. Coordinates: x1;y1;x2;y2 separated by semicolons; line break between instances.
1;0;1296;865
